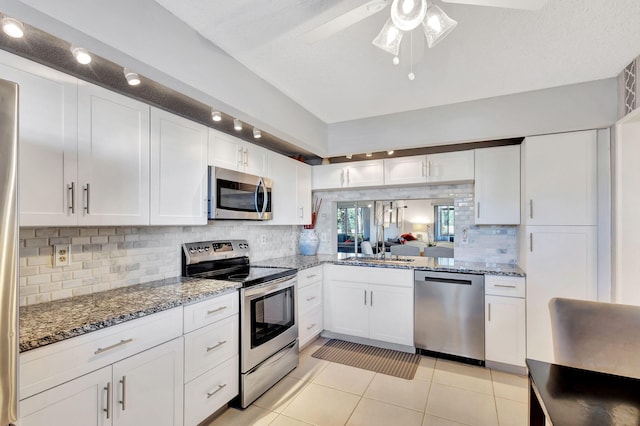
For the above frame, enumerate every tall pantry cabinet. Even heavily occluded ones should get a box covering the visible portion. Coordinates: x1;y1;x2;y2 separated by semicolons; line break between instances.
521;130;598;364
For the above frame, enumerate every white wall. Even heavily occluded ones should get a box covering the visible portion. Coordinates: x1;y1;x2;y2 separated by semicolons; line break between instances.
328;79;618;155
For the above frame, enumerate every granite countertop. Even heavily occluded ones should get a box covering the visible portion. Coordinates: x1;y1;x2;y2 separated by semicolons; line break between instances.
19;277;241;353
255;254;525;276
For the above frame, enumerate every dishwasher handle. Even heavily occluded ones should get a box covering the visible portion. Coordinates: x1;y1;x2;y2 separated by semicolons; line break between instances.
421;276;472;286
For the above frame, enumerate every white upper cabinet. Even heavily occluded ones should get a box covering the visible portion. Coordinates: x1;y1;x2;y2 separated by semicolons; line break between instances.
312;160;384;190
150;108;208;225
208;128;268;176
425;150;475;183
523;130;597;226
1;56;79;227
384;155;427;186
268;152;311;225
474;145;521;225
77;82;150;226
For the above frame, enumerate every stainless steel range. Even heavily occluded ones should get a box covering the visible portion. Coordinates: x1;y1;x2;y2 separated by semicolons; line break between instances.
181;240;298;408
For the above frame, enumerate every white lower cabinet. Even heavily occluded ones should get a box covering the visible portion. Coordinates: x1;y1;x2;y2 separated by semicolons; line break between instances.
19;338;184;426
485;275;526;368
324;265;413;347
298;266;324;348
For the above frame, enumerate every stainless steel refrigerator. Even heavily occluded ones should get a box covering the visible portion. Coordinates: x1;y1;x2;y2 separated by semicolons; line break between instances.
0;78;19;426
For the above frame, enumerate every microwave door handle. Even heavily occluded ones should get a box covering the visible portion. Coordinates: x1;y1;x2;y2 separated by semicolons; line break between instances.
255;178;264;219
260;179;268;218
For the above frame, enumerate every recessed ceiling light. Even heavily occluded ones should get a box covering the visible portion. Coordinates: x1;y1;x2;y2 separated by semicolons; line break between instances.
387;150;394;155
211;110;222;122
365;152;372;157
123;68;140;86
253;128;262;139
233;118;242;131
71;47;92;65
2;16;24;38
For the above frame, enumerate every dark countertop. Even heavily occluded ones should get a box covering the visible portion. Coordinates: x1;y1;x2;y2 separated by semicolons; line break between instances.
255;254;525;277
19;276;240;353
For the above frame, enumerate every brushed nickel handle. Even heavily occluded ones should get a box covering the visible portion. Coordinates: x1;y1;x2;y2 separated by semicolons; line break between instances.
494;284;517;288
94;338;133;355
306;274;317;279
238;147;243;166
363;289;367;306
119;376;127;411
104;382;112;419
421;161;426;177
207;306;227;315
370;290;373;307
427;160;432;177
68;182;75;213
244;148;248;166
529;200;533;219
346;169;350;185
299;206;304;219
306;323;317;330
340;170;344;187
488;303;491;322
83;183;90;214
306;296;317;302
207;383;227;399
529;233;533;252
206;340;227;352
477;202;480;219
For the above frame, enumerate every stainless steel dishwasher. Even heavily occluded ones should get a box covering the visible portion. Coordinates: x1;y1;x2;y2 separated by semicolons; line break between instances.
414;270;485;364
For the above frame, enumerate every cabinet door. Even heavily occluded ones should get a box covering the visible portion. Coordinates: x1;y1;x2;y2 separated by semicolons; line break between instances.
525;226;597;363
368;285;413;346
312;163;346;190
112;338;184;426
77;82;150;226
150;108;207;225
208;129;241;170
426;150;474;183
524;131;597;226
243;144;268;176
324;281;369;338
346;160;384;187
474;145;520;225
0;58;79;227
296;162;312;225
384;155;427;185
485;295;525;367
19;366;111;426
268;153;298;225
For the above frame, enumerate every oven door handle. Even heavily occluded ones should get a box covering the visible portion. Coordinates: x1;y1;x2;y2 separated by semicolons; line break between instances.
243;276;296;298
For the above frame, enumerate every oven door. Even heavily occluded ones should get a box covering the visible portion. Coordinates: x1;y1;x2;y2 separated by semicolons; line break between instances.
208;166;272;220
241;275;297;372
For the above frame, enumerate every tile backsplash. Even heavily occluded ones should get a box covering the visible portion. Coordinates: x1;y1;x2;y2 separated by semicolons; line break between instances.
19;223;300;306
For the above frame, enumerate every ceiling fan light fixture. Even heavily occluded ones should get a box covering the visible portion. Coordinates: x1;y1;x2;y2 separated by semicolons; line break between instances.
372;18;403;56
423;4;457;48
390;0;428;31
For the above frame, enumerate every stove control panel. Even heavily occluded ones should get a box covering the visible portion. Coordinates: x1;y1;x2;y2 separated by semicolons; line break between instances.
183;240;250;264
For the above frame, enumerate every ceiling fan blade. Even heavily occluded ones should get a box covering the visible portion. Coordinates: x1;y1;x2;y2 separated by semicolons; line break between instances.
441;0;547;10
302;0;390;44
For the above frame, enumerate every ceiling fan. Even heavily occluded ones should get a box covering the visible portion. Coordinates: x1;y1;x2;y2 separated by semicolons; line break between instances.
304;0;547;78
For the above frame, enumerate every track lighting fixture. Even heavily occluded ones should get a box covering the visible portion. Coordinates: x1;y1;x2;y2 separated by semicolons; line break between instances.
123;68;140;86
366;152;372;157
233;118;243;131
346;154;353;159
71;47;92;64
211;110;222;122
253;128;262;139
1;16;24;38
387;150;394;155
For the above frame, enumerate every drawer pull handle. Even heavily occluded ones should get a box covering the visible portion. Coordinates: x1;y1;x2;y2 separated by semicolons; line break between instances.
493;284;517;288
306;296;317;302
95;338;133;355
306;323;317;330
207;306;227;315
207;383;227;399
206;340;227;352
306;274;317;279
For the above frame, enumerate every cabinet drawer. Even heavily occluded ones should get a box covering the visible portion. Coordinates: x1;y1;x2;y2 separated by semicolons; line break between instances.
184;290;239;333
184;314;239;383
485;275;526;298
326;264;413;288
298;266;323;288
299;306;323;348
298;282;322;314
20;307;183;399
184;355;239;426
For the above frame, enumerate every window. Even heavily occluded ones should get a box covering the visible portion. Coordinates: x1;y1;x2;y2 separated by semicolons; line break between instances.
434;205;454;242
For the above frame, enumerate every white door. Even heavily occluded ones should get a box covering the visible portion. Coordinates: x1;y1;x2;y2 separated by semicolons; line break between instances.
368;285;414;346
384;155;427;185
346;160;384;187
324;281;369;338
485;295;526;366
112;338;184;426
426;150;474;183
525;225;597;363
268;153;300;225
208;129;241;170
312;163;346;190
296;162;312;225
150;108;207;225
1;58;79;227
19;366;111;426
77;82;150;226
524;131;597;226
474;145;520;225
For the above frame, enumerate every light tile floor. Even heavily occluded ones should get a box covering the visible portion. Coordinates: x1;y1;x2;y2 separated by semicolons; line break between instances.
207;338;529;426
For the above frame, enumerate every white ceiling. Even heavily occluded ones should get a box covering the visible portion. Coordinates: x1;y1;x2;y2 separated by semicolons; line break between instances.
143;1;640;124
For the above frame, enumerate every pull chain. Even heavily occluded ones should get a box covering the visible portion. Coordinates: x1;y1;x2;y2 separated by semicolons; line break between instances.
408;32;415;80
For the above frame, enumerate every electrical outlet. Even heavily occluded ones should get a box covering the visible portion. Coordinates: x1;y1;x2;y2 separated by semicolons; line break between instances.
461;228;469;245
260;235;267;244
54;244;71;267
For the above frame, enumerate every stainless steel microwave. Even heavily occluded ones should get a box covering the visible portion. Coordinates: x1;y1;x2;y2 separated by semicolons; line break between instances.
208;166;272;220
